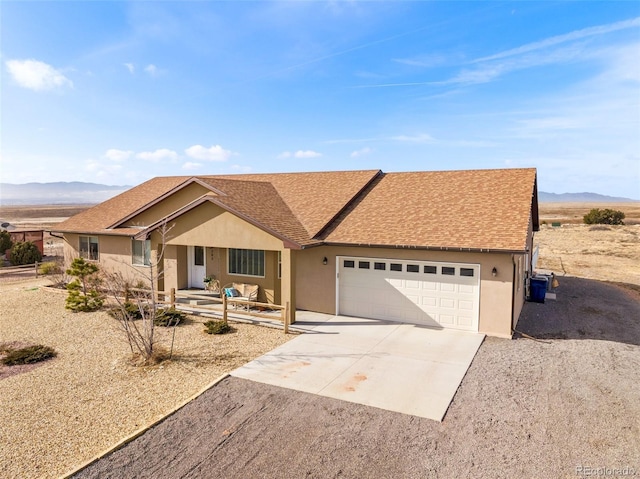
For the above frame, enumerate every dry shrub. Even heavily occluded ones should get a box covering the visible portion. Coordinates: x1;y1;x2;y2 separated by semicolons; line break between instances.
129;345;170;366
2;345;57;366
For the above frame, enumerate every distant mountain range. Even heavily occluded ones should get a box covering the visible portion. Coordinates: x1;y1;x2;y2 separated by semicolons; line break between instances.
0;181;637;205
538;191;637;203
0;182;131;205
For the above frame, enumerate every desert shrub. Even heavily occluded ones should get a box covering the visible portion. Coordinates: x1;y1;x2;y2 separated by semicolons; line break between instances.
0;230;12;254
39;261;62;275
2;345;57;366
583;208;625;225
9;241;42;266
154;308;186;327
107;301;150;320
65;258;103;312
204;319;232;335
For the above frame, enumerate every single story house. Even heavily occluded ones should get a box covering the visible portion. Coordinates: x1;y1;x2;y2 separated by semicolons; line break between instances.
52;168;539;338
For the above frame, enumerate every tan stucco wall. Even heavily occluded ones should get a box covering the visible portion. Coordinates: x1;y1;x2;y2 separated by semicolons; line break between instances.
165;202;284;251
123;182;211;227
295;245;517;338
203;247;281;304
62;233;152;286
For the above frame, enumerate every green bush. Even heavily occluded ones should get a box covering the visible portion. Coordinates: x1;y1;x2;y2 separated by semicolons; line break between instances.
9;241;42;266
107;301;148;320
2;345;57;366
155;308;186;327
204;319;232;335
0;230;12;254
583;208;625;225
66;280;104;312
39;261;62;275
65;258;103;312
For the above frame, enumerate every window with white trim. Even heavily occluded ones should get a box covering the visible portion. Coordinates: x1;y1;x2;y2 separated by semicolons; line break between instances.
228;248;265;277
79;236;99;261
132;239;151;266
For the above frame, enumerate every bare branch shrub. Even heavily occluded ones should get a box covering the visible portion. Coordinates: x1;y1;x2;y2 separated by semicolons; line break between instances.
101;222;175;365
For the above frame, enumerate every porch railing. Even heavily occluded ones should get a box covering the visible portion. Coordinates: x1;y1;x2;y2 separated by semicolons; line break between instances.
125;287;291;334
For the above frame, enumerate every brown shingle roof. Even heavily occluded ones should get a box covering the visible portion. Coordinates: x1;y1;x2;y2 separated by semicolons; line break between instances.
212;170;381;237
53;168;537;252
323;168;538;251
54;176;188;235
196;178;312;246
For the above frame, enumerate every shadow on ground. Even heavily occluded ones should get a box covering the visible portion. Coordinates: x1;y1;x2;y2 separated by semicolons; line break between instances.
516;276;640;346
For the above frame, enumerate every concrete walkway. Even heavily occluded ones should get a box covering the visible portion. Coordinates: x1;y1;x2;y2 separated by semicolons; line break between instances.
231;312;485;421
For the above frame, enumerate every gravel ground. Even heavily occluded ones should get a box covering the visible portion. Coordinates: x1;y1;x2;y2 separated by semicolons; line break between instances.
0;279;292;479
73;276;640;479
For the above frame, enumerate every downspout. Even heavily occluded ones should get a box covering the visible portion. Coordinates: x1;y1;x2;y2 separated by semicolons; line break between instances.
511;254;517;337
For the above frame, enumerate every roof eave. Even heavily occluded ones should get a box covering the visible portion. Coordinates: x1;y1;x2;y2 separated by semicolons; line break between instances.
321;241;529;254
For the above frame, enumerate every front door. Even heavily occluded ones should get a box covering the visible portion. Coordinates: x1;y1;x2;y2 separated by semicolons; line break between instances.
188;246;206;289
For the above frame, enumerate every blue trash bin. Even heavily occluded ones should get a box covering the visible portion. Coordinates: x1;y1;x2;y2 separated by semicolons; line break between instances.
530;278;548;303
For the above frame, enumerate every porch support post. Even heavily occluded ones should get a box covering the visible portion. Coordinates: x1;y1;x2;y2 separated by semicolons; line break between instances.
163;244;179;298
280;248;297;324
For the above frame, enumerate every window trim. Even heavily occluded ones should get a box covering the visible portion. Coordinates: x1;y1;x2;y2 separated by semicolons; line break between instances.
79;235;99;261
132;239;151;267
228;248;266;278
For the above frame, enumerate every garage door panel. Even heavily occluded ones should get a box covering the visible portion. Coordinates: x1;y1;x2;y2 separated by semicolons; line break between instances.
441;283;456;292
459;284;475;293
438;314;455;326
422;297;437;307
405;279;421;289
459;300;474;311
338;257;479;331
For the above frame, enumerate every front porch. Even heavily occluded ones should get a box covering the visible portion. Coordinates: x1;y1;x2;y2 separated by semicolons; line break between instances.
160;245;286;305
164;288;293;331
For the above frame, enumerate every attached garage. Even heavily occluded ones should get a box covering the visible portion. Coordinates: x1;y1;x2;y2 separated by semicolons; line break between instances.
337;256;480;331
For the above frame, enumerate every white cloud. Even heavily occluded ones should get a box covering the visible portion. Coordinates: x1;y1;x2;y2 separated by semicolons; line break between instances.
350;147;372;158
279;150;322;159
182;162;203;170
393;54;446;68
230;164;253;173
473;17;640;63
144;64;158;76
6;59;73;91
185;144;233;162
124;63;135;74
390;133;434;143
296;150;322;158
136;148;178;162
104;149;133;162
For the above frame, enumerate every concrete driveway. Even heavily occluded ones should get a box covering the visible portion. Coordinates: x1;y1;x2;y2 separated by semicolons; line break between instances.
231;312;485;421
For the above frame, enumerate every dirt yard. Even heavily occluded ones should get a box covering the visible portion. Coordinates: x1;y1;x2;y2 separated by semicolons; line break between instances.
0;280;292;479
73;277;640;479
535;224;640;285
2;202;639;478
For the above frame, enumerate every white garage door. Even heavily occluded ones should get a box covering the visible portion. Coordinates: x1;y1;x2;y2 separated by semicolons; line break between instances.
337;256;480;331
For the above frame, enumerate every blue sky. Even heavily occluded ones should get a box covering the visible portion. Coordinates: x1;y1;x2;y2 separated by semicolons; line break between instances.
1;1;639;199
